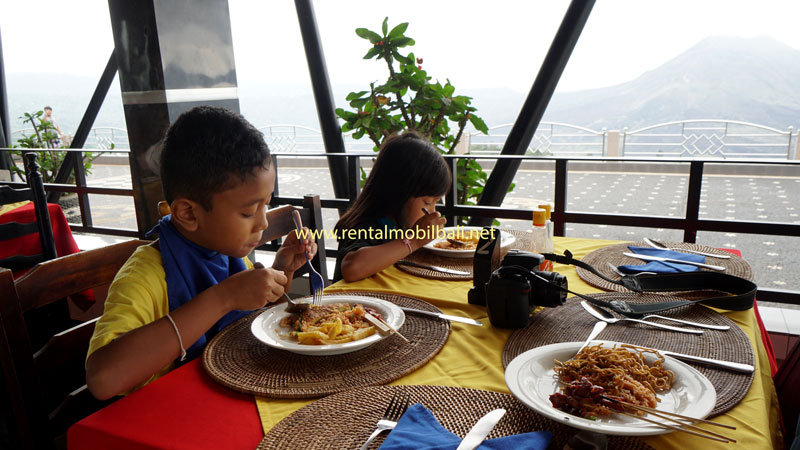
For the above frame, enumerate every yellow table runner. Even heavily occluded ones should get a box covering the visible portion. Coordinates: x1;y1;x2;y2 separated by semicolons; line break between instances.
256;236;782;449
0;200;30;216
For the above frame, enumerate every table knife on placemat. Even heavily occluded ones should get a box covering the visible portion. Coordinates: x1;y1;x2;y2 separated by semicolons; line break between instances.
400;307;483;326
396;260;471;276
456;408;506;450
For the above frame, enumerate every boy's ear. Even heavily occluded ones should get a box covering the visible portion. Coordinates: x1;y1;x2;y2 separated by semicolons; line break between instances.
169;198;200;232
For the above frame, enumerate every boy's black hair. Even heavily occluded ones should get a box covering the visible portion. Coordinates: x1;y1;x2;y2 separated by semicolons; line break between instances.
336;132;451;231
160;106;271;210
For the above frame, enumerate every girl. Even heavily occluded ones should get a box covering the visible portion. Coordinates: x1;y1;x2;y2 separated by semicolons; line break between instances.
334;132;450;282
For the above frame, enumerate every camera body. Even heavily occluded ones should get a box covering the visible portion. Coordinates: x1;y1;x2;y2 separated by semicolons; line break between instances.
484;249;568;328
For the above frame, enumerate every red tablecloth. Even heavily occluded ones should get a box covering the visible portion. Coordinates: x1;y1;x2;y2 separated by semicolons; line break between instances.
67;359;263;450
0;202;94;307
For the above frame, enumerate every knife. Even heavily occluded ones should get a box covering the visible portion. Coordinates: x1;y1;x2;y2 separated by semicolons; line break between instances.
622;252;726;271
644;346;754;373
400;307;483;326
455;408;506;450
396;260;471;276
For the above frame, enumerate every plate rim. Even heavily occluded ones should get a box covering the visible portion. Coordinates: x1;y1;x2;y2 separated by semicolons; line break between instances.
504;340;717;436
250;294;405;356
423;226;515;258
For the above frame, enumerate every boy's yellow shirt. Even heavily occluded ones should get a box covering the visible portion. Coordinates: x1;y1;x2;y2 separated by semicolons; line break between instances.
87;245;253;391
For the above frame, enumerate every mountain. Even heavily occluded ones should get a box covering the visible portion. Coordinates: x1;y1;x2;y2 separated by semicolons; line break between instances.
542;36;800;131
4;36;799;137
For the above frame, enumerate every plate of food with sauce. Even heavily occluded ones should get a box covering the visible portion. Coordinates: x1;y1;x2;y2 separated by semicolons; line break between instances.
504;340;716;436
423;226;515;259
250;294;405;356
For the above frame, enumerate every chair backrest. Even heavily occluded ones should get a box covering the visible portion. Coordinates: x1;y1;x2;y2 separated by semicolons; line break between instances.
0;153;57;271
260;195;329;285
776;337;800;447
0;239;148;449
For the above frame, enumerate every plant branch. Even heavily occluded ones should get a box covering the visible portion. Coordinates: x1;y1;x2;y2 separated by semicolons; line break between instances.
449;120;467;155
384;51;412;127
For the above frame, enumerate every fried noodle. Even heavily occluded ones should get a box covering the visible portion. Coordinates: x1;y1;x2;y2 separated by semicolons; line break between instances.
552;343;674;419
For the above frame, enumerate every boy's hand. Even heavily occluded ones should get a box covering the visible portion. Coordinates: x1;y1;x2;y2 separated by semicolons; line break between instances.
412;210;446;247
220;264;287;311
273;227;318;274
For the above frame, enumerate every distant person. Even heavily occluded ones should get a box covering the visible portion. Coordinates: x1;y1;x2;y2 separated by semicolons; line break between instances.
42;106;63;147
333;132;449;282
85;106;317;399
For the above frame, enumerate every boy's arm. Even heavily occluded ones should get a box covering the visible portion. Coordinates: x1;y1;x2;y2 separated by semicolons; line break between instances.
86;266;287;400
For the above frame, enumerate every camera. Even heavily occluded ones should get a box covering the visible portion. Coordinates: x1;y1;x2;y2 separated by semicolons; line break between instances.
468;227;567;328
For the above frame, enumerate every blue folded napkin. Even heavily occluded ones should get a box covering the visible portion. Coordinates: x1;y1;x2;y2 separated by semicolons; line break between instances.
618;246;705;274
378;404;552;450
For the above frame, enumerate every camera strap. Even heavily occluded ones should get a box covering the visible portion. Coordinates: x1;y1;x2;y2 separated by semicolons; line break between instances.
541;250;757;316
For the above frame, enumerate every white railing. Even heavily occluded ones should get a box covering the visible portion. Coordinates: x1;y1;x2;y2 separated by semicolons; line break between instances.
10;120;799;159
622;120;796;159
467;122;606;156
9;127;130;150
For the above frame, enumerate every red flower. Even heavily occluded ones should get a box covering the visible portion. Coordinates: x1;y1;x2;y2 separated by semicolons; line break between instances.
416;57;423;64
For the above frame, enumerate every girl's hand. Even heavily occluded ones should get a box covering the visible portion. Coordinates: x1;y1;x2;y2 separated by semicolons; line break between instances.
273;227;318;274
411;210;446;248
218;265;288;311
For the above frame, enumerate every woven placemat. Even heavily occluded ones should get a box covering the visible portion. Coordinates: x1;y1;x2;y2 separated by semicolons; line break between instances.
396;229;536;281
502;293;754;416
257;385;654;450
202;292;449;398
576;241;754;293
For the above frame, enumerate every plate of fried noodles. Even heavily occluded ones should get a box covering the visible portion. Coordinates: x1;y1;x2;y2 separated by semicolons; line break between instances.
423;226;515;259
505;341;716;436
251;294;405;356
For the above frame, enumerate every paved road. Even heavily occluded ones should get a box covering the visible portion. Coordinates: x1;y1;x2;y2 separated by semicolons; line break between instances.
75;164;800;293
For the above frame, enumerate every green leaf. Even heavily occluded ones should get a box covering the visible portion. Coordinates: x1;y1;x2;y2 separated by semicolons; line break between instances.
382;17;389;36
362;47;381;59
346;91;368;101
394;37;414;48
469;115;489;134
443;84;455;97
388;22;408;39
355;28;382;43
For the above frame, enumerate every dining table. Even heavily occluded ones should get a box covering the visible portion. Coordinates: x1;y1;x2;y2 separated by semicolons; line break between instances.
66;236;783;449
0;200;95;307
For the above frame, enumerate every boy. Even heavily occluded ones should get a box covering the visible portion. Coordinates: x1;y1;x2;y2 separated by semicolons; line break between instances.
86;106;316;400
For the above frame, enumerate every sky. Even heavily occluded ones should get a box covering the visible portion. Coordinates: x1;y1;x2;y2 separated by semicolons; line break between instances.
2;0;800;93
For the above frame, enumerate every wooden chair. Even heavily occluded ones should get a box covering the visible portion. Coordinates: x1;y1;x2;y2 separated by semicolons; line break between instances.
0;239;148;449
0;153;57;271
260;195;329;285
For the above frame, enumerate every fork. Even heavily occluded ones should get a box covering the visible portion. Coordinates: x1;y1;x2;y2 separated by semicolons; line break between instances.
291;210;324;306
359;390;411;450
644;237;731;259
605;262;656;277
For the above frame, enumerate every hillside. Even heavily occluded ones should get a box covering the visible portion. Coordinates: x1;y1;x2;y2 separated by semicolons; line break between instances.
5;36;799;136
543;36;800;131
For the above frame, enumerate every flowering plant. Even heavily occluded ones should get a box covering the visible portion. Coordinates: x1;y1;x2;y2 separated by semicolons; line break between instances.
336;18;512;211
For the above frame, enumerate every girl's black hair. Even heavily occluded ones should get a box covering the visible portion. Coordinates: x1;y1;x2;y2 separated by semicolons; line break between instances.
336;132;451;231
160;106;271;210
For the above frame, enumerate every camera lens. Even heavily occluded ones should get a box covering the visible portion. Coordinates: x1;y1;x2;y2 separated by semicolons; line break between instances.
531;271;567;307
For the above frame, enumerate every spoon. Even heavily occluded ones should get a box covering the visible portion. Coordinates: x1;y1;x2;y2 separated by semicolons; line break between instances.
643;238;731;259
253;262;310;313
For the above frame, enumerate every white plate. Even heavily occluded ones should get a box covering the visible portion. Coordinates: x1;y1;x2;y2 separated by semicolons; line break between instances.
423;226;516;259
250;295;405;356
505;340;716;436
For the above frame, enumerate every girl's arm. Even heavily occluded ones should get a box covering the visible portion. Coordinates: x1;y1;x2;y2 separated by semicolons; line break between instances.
86;267;287;400
340;238;421;282
340;213;445;282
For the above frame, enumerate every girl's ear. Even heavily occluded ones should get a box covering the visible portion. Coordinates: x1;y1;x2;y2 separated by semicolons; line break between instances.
169;198;200;232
